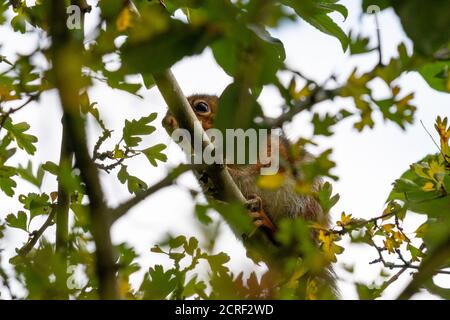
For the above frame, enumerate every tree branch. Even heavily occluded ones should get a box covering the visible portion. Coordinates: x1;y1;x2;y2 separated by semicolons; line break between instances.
111;164;200;222
17;206;56;257
55;114;72;297
0;93;40;130
50;0;118;299
397;236;450;300
265;87;339;128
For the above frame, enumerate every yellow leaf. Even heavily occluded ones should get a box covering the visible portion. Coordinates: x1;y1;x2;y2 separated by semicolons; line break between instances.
309;222;328;231
384;238;395;253
393;231;408;243
294;85;312;100
116;7;132;32
318;230;344;262
381;224;395;233
422;182;435;192
429;159;445;177
257;174;285;190
337;211;353;227
114;148;125;159
415;222;428;238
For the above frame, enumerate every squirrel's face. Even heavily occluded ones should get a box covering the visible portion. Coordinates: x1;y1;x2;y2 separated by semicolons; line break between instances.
163;94;219;132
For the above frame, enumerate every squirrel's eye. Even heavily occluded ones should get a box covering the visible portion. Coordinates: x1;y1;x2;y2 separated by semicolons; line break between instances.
194;101;210;114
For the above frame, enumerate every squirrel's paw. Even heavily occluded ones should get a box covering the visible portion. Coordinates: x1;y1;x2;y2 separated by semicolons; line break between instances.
245;194;276;232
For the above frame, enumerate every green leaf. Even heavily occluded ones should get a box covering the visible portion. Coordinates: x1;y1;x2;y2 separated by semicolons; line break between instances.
6;211;28;232
42;161;59;176
318;182;340;214
0;136;16;165
283;0;349;51
123;114;157;147
195;204;213;225
11;14;26;33
3;118;38;155
184;237;198;256
141;73;155;89
118;165;148;194
71;203;90;231
407;243;424;262
348;31;375;55
17;161;45;188
151;245;164;254
182;276;206;298
58;161;83;194
419;61;450;93
142;143;167;167
356;282;381;300
204;252;230;274
19;193;51;223
212;25;285;88
103;69;143;96
0;165;17;196
121;17;215;74
214;83;263;133
0;221;5;239
117;243;140;278
312;112;337;136
169;235;186;249
211;38;238;77
99;0;124;21
391;0;450;56
140;265;177;299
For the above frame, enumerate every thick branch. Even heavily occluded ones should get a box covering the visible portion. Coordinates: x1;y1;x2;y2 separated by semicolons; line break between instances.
56;115;72;253
154;70;247;204
397;236;450;300
55;114;72;297
152;70;278;263
50;0;118;299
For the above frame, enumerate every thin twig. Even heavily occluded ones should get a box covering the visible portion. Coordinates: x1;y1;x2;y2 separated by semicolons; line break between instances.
374;12;383;66
265;88;339;128
420;120;441;152
380;267;408;292
0;94;40;130
17;206;56;257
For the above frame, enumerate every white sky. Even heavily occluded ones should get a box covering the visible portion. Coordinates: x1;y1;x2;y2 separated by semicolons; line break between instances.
0;0;449;299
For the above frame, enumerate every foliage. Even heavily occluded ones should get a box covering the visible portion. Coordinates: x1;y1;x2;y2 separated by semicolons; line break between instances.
0;0;448;300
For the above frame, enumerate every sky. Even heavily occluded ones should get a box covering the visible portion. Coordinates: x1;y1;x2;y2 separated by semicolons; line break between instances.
0;0;449;299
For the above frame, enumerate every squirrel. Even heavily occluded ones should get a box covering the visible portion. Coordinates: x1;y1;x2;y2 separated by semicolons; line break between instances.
163;94;330;233
163;94;337;299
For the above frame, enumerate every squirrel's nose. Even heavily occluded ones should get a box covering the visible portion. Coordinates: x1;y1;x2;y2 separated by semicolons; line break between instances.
163;112;179;131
